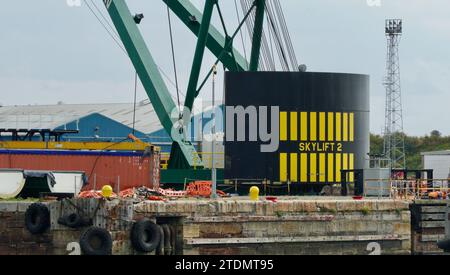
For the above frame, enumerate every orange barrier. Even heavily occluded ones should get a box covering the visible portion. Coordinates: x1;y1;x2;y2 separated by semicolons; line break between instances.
78;183;228;201
78;190;118;199
186;181;226;198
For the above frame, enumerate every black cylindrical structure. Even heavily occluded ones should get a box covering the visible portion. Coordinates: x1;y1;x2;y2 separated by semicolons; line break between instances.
225;72;370;192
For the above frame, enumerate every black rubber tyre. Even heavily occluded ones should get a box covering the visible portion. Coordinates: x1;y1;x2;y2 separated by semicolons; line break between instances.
57;216;67;226
25;203;50;235
65;213;82;228
437;239;450;252
169;225;177;255
162;224;172;255
130;219;161;253
80;227;112;255
156;224;164;255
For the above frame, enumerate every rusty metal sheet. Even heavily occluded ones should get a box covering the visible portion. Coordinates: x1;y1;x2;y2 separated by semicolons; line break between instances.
0;150;160;191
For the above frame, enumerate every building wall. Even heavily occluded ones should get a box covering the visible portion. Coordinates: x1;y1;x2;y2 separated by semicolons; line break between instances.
0;105;226;155
59;113;149;142
423;155;450;180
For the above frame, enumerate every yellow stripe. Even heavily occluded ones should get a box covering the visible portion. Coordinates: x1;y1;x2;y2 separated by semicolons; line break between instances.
350;113;354;142
290;153;298;182
310;153;317;183
319;112;326;142
280;153;288;182
280;112;288;141
328;153;334;182
343;113;349;142
310;112;317;141
336;113;342;141
300;112;308;141
319;153;326;183
343;153;348;170
336;153;342;182
349;153;355;182
328;113;334;142
290;112;298;141
300;153;308;183
343;153;348;182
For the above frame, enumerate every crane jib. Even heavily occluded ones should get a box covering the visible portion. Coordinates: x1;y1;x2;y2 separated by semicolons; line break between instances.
103;0;112;9
97;0;295;169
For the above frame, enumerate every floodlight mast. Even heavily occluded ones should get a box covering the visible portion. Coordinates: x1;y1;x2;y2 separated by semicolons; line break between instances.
383;19;406;170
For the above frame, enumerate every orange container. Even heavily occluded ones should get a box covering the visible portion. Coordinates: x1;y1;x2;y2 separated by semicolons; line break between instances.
0;150;160;192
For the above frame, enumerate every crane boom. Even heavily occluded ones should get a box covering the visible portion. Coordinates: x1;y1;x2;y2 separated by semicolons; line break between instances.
103;0;201;168
102;0;266;169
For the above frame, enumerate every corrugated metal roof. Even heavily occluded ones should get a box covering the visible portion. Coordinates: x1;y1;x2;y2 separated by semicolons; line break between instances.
421;150;450;156
0;102;162;134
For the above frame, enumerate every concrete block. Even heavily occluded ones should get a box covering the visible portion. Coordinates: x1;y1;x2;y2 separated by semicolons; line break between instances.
376;200;397;211
0;245;16;255
184;224;200;239
0;203;18;212
394;200;409;210
394;223;412;235
156;202;167;213
52;230;80;246
302;202;319;212
363;201;377;212
7;221;24;229
199;223;243;238
237;201;256;214
17;202;33;213
377;221;394;234
291;201;304;213
255;203;266;216
165;202;178;213
402;239;412;251
316;201;338;213
149;202;161;213
229;201;239;214
264;202;275;216
185;202;200;214
380;212;402;221
279;222;301;236
336;201;356;212
275;201;293;213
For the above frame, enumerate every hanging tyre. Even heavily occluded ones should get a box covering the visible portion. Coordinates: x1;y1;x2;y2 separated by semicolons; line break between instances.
437;239;450;252
79;227;112;255
162;224;172;255
156;223;165;256
65;213;82;228
130;219;161;253
169;225;177;255
25;203;50;235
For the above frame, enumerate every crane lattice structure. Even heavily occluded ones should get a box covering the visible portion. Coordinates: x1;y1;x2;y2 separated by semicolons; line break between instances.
97;0;299;169
383;19;406;169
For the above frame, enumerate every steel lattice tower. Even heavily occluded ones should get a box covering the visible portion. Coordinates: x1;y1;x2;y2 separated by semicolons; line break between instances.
383;19;406;169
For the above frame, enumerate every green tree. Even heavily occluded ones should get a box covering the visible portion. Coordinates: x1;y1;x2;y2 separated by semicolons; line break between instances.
370;132;450;170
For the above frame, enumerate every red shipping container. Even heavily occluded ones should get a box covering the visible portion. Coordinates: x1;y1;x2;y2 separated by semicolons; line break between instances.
0;149;160;192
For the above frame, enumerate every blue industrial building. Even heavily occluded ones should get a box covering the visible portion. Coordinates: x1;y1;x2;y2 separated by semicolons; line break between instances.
0;102;224;154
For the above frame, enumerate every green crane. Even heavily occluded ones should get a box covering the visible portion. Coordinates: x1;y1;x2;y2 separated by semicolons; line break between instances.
102;0;266;169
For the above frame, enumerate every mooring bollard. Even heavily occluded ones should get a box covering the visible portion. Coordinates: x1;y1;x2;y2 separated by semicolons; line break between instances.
101;185;113;198
250;186;260;201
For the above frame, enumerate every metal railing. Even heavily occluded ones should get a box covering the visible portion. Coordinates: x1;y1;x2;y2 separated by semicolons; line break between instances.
364;178;450;200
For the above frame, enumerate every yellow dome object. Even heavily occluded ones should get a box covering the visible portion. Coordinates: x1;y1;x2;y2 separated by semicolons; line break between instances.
101;185;113;198
249;186;260;201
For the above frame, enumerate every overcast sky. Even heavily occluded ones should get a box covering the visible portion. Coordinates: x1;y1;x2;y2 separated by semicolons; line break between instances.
0;0;449;136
